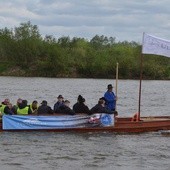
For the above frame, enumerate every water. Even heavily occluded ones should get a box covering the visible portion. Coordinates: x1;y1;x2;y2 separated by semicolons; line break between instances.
0;77;170;170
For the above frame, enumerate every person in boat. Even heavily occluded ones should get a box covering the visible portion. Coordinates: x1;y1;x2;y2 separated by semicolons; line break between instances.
73;95;91;114
90;97;114;114
17;100;32;115
57;100;75;115
53;95;64;113
104;84;117;111
12;98;23;114
0;98;11;115
0;103;14;115
37;100;53;115
29;100;38;114
1;98;10;105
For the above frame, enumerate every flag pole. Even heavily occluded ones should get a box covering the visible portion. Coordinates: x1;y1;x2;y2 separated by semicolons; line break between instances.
138;53;143;120
115;62;119;111
138;32;145;121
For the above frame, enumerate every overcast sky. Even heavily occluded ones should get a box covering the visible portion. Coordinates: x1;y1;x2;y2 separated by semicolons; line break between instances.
0;0;170;42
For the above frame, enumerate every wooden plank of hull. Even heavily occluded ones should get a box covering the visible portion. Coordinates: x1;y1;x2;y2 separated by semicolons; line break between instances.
0;116;170;133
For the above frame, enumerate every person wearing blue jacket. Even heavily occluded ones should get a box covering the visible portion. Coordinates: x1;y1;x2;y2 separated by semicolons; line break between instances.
104;84;116;111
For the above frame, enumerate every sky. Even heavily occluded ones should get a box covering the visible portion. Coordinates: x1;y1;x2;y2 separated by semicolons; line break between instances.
0;0;170;42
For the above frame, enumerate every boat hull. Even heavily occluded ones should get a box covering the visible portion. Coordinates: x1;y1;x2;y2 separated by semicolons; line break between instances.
1;116;170;133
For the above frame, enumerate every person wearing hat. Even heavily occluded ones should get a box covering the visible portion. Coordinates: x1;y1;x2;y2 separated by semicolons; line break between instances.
104;84;117;111
37;100;53;115
73;95;91;114
53;95;64;113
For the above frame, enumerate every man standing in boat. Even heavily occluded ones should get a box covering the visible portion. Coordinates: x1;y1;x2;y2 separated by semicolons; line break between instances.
104;84;117;112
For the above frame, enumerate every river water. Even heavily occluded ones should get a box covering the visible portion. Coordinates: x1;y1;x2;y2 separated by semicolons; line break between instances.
0;77;169;170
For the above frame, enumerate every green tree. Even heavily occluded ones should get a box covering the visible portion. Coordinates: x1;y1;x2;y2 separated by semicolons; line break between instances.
11;21;42;67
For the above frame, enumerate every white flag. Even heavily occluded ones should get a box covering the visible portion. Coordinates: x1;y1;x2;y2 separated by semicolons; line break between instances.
142;33;170;58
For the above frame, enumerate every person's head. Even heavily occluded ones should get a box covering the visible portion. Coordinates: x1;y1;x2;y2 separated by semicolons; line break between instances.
41;100;47;106
57;95;64;102
77;95;85;103
22;100;28;106
107;84;113;92
32;100;38;108
2;98;10;105
98;97;106;105
64;100;70;107
17;98;22;105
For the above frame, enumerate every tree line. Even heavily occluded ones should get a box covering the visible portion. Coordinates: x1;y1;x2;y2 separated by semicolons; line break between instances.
0;21;169;79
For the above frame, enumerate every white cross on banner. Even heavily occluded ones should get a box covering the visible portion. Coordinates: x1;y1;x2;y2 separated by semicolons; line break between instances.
142;33;170;58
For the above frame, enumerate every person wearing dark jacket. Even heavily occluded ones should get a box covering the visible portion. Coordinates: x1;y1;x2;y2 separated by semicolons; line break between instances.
37;100;53;115
1;103;14;115
58;100;75;115
54;95;64;113
90;97;113;114
73;95;91;114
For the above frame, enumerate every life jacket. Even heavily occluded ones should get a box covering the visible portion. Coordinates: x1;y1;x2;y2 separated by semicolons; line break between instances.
0;104;6;115
17;106;29;115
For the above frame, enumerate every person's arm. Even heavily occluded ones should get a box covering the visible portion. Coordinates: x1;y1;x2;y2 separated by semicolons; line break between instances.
104;108;113;114
112;92;116;101
53;103;57;112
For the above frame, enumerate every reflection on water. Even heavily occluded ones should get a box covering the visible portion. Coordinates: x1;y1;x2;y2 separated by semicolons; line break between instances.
0;77;170;170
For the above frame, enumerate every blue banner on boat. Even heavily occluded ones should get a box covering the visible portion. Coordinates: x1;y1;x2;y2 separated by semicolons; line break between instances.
2;114;114;130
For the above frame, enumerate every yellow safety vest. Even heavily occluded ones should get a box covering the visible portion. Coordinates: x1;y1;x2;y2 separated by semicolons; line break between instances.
0;104;6;115
17;106;29;115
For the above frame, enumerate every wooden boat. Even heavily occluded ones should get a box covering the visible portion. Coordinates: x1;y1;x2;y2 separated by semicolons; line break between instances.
0;33;170;134
0;114;170;133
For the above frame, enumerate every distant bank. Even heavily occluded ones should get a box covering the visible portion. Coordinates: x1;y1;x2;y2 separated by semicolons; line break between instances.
0;65;169;80
0;21;170;80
